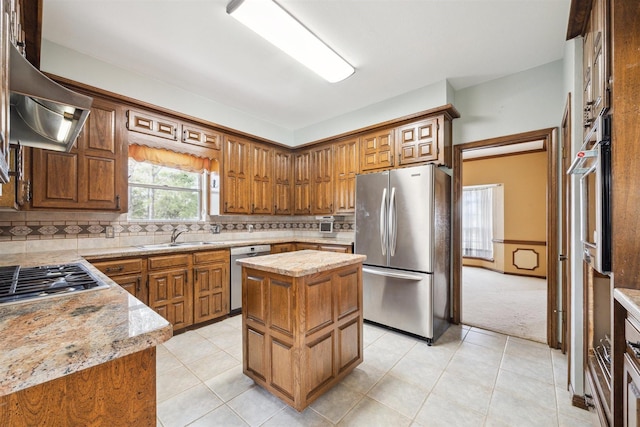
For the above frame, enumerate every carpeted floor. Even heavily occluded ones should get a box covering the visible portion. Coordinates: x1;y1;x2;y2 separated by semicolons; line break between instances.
462;266;547;343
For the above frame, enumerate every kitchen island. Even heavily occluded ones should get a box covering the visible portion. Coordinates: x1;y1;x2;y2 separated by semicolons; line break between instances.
0;252;172;426
237;250;366;411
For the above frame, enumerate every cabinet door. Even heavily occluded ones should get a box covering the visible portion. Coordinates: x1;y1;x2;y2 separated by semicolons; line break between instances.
251;143;273;215
360;129;394;172
396;118;439;166
590;0;608;121
0;0;9;184
223;136;251;214
111;273;144;301
31;98;125;210
583;21;594;134
126;109;178;141
148;268;193;330
334;138;359;214
625;354;640;427
293;150;311;215
182;124;221;150
311;145;333;214
194;261;229;323
274;149;292;215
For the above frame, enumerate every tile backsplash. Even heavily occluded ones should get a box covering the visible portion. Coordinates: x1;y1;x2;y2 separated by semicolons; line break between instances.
0;211;355;254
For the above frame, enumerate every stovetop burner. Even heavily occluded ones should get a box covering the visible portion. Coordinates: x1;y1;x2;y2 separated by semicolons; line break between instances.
0;263;109;305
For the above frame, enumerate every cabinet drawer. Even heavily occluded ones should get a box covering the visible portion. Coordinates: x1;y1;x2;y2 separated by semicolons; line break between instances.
193;250;230;265
148;254;190;270
318;244;351;253
92;258;143;276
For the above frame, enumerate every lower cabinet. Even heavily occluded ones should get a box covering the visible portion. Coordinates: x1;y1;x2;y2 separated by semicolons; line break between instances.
193;250;230;323
272;242;352;254
243;262;363;411
90;257;147;303
147;254;193;331
270;243;296;254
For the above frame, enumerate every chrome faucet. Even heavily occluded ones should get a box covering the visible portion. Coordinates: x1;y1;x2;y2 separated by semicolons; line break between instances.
170;228;187;244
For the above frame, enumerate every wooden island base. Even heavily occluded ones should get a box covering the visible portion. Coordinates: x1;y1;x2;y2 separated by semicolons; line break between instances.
239;250;365;411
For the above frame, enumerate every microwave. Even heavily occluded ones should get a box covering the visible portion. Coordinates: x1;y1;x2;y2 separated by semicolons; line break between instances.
570;115;612;274
317;216;335;233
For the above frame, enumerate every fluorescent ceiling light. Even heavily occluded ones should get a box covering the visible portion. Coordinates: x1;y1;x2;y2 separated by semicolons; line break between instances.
227;0;355;83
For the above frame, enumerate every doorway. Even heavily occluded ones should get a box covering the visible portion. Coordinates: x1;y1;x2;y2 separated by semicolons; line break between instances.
452;128;560;348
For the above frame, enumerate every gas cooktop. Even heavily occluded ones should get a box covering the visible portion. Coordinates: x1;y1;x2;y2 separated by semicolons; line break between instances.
0;263;109;305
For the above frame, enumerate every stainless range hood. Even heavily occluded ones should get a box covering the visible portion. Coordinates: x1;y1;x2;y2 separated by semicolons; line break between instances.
8;44;93;152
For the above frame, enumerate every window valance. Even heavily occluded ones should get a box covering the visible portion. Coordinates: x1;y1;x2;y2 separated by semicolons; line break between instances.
128;144;214;173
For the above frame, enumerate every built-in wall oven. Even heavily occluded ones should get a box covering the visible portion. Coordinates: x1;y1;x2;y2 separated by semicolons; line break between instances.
568;115;612;274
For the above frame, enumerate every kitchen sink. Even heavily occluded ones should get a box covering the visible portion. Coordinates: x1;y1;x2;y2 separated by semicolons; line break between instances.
136;241;217;249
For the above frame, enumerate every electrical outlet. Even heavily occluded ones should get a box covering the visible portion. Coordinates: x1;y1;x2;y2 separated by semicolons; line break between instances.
210;224;221;234
105;226;115;238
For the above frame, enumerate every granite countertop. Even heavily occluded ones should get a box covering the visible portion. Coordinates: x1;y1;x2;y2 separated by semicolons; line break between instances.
0;237;353;396
0;254;172;396
80;237;354;260
236;250;366;277
614;288;640;319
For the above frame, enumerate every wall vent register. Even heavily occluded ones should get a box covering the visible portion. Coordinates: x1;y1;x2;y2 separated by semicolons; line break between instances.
0;263;108;304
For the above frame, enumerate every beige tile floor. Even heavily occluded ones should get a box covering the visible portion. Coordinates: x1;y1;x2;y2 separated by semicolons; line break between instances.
156;316;599;427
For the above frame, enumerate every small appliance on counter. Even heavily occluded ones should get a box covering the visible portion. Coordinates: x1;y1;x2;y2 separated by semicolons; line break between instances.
317;216;335;234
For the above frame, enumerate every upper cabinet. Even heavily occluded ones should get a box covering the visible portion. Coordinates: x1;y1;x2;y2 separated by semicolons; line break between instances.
0;0;11;184
273;148;293;215
222;135;251;214
582;0;609;135
333;138;359;214
293;150;311;215
396;117;445;167
360;128;394;172
359;107;457;173
30;97;127;211
181;123;222;151
310;144;333;215
250;142;273;215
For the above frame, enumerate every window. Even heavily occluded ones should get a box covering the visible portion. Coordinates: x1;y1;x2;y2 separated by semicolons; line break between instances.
462;185;497;260
128;159;202;221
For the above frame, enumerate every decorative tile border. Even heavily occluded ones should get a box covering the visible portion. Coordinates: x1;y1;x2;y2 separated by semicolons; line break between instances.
0;216;355;241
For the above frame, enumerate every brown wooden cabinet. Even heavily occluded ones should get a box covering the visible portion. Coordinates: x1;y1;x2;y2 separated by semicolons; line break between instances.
182;123;222;150
270;243;295;254
193;250;230;324
0;0;11;185
126;108;178;141
251;142;273;215
0;348;157;426
242;259;363;411
293;150;311;215
310;145;333;214
273;149;293;215
91;257;147;303
582;0;609;135
295;243;352;253
360;128;394;172
223;135;251;214
30;97;127;211
333;138;359;214
147;254;193;331
396;117;441;166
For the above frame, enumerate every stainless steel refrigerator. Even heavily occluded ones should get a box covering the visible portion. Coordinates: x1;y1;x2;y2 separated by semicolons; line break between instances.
355;163;451;344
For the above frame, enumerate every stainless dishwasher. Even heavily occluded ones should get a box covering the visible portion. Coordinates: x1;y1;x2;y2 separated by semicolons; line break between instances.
230;245;271;313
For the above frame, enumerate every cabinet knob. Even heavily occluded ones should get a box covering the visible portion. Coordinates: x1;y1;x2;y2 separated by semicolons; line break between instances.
106;265;124;273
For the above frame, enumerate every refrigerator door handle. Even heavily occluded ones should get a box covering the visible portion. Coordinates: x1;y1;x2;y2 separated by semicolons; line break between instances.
380;187;388;256
363;266;424;281
389;186;397;256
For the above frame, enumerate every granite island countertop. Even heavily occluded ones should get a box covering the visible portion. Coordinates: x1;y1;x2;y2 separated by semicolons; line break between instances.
236;249;366;277
0;253;172;396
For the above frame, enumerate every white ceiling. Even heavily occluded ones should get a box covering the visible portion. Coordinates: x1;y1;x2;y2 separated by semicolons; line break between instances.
42;0;571;132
